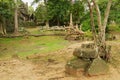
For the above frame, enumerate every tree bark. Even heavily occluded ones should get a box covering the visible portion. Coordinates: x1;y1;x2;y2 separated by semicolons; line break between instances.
87;0;98;55
2;17;7;35
57;19;60;27
102;0;112;43
91;0;112;59
87;0;97;43
45;20;49;29
44;0;47;4
69;0;73;27
44;0;49;29
14;0;19;34
70;13;73;27
92;0;102;30
0;23;4;35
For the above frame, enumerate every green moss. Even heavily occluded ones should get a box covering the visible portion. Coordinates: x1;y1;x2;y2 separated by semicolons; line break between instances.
84;30;93;38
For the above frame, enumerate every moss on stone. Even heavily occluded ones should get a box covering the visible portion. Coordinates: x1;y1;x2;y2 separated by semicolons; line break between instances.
66;58;90;69
87;58;109;76
65;58;91;77
73;48;97;59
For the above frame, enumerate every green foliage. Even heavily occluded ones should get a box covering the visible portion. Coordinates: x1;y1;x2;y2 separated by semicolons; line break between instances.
72;0;85;24
20;21;36;28
0;0;30;33
98;0;120;24
0;0;15;33
109;0;120;23
46;0;71;25
28;6;34;15
35;4;48;23
0;0;13;21
108;23;120;32
0;0;119;35
82;19;91;31
34;0;87;26
84;30;93;38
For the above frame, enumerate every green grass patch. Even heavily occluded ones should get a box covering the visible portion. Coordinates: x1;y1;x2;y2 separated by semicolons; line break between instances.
0;36;69;59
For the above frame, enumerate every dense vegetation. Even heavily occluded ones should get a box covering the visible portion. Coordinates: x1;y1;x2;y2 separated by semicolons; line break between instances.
0;0;120;35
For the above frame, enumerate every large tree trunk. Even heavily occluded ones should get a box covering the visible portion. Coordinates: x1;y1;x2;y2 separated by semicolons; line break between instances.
14;0;19;34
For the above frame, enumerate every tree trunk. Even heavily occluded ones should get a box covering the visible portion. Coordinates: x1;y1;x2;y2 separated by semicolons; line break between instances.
87;0;99;56
45;20;49;29
69;0;73;27
3;18;7;35
75;24;79;31
102;0;112;43
44;0;49;29
92;0;112;58
0;23;4;35
57;19;60;27
44;0;47;4
92;0;104;55
70;13;73;27
14;0;19;34
87;0;97;43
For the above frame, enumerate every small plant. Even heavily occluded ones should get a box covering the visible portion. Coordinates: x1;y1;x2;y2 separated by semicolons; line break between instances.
84;30;93;39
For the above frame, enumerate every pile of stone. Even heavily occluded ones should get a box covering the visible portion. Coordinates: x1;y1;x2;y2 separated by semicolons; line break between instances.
65;43;110;76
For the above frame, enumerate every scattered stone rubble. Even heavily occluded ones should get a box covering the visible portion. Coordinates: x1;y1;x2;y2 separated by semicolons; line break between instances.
66;43;111;76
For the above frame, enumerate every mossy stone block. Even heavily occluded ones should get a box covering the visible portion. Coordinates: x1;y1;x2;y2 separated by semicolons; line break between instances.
87;58;109;76
73;48;97;59
65;58;90;77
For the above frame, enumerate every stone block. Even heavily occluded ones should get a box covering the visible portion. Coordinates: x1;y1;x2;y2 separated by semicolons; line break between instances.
81;43;95;49
73;48;97;59
65;58;90;77
87;58;109;76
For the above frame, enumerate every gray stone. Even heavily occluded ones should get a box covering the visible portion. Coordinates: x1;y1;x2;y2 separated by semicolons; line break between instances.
73;48;97;59
81;43;95;49
87;58;109;76
65;58;90;77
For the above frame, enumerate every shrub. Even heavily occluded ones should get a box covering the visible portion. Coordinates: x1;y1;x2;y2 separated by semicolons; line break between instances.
108;23;120;32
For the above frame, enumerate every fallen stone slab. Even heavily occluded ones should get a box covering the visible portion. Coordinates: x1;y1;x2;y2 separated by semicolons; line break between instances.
86;58;109;76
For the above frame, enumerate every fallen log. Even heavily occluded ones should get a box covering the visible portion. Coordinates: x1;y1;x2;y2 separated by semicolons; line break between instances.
0;33;66;38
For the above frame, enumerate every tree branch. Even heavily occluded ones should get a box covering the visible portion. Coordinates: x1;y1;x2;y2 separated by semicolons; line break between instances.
92;0;102;28
87;0;97;41
103;0;112;29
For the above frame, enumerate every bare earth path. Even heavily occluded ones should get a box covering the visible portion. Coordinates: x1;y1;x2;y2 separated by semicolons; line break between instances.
0;41;120;80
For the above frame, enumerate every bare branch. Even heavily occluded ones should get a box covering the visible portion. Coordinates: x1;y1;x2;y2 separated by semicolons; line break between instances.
103;0;112;29
92;0;102;28
87;0;97;40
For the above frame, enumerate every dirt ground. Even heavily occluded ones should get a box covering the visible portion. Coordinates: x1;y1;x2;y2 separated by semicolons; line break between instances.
0;41;120;80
